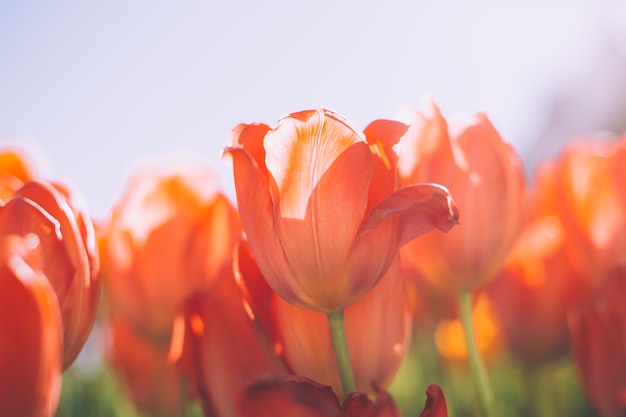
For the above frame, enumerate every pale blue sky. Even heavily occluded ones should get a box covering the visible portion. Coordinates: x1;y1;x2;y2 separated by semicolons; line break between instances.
1;1;625;218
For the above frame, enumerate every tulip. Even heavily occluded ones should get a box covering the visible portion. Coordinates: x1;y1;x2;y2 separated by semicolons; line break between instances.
488;160;591;364
237;375;448;417
568;267;626;417
99;162;241;341
224;108;458;313
170;265;286;417
1;180;99;368
0;234;63;417
551;137;626;285
398;101;524;290
236;239;411;399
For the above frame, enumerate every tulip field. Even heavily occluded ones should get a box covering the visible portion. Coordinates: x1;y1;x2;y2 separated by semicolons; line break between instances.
2;103;625;417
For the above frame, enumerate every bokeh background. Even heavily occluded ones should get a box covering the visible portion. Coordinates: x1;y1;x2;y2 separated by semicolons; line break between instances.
2;1;626;220
2;2;626;416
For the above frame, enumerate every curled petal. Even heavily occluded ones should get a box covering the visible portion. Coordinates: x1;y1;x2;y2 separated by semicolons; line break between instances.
418;385;448;417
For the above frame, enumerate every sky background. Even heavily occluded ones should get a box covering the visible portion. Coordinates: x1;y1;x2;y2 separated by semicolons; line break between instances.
2;1;626;219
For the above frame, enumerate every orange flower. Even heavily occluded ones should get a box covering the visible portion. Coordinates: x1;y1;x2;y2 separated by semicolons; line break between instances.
106;319;182;417
99;163;241;341
237;376;448;417
236;239;411;399
398;101;524;290
488;161;591;364
568;267;626;417
0;234;63;417
225;109;458;312
551;137;626;285
0;180;99;368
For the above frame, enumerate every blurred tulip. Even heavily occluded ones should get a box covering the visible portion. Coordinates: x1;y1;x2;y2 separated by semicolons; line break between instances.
0;147;36;202
552;136;626;285
236;239;411;398
568;267;626;417
488;160;591;363
106;319;182;417
0;234;63;417
225;108;458;312
170;266;286;417
99;163;241;341
0;180;99;368
237;376;448;417
398;101;524;290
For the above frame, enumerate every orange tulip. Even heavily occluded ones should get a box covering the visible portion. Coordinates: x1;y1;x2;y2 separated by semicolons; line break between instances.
568;267;626;417
488;160;591;364
106;318;182;417
552;136;626;285
398;101;524;290
236;239;411;399
0;180;99;368
0;234;63;417
225;108;458;312
99;163;241;341
170;266;286;417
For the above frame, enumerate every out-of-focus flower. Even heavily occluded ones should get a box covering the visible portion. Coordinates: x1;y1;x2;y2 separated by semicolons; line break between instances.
225;108;458;312
169;265;286;417
398;101;524;291
488;160;590;364
106;319;182;417
236;376;448;417
1;180;99;368
568;267;626;417
99;162;242;414
99;163;241;341
434;293;503;365
551;136;626;285
0;148;36;202
0;234;63;417
236;239;411;399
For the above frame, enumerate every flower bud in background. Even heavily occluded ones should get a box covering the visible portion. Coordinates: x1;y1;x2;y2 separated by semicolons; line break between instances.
236;239;412;399
0;234;63;417
225;108;458;312
99;161;242;414
568;267;626;417
398;101;524;291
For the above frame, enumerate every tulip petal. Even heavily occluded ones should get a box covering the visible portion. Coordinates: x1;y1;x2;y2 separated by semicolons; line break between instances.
225;126;317;309
264;109;373;309
418;384;449;417
345;184;458;304
0;235;63;417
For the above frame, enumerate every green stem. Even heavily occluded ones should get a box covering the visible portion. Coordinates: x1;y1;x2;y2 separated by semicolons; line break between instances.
327;309;356;399
458;290;497;417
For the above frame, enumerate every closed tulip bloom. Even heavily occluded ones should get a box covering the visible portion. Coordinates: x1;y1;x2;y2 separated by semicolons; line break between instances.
398;101;524;290
236;240;411;398
0;234;63;417
99;163;241;341
225;108;458;312
1;180;99;368
568;268;626;417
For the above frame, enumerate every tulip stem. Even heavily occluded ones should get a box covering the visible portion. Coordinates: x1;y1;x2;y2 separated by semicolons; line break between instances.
458;289;497;417
327;309;356;399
